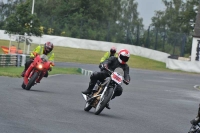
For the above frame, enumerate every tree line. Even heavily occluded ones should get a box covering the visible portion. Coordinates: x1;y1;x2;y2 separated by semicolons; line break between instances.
140;0;199;56
1;0;143;42
0;0;199;56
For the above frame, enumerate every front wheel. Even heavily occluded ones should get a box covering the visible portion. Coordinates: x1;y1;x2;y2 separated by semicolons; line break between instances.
94;87;113;115
188;125;200;133
25;72;38;90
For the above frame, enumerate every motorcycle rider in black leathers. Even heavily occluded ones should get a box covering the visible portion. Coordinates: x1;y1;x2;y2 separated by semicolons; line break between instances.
190;104;200;126
82;49;131;109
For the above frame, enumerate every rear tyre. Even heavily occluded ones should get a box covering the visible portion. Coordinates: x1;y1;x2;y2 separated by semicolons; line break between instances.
84;102;92;112
25;72;38;90
94;88;113;115
21;82;26;89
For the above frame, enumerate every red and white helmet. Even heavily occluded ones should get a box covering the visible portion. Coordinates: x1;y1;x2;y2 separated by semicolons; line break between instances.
118;49;130;64
44;41;54;54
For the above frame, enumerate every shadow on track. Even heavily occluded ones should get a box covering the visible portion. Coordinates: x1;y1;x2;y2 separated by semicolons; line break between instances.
14;87;55;94
74;108;126;120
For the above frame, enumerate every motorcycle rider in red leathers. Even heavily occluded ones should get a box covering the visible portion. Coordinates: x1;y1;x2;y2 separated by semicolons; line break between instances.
82;49;131;109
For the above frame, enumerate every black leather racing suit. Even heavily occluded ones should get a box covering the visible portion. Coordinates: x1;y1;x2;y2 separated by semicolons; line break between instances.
87;56;130;97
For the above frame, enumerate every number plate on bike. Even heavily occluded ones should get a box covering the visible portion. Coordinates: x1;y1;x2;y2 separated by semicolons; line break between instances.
111;72;123;84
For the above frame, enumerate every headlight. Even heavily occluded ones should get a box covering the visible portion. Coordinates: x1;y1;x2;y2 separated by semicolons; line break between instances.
37;64;43;69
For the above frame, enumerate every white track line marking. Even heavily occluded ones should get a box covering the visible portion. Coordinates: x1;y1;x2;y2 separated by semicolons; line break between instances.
49;74;65;77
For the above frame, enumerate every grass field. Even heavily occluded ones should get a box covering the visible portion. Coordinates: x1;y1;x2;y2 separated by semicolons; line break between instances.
0;39;193;74
0;67;81;77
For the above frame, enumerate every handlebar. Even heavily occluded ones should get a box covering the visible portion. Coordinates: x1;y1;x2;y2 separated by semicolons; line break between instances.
32;52;55;66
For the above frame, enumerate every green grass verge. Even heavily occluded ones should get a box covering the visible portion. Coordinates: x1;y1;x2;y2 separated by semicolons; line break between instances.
0;39;197;74
0;67;81;78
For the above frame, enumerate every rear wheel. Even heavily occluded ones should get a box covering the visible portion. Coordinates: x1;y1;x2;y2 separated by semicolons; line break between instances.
84;102;92;111
21;82;26;89
25;72;38;90
94;88;113;115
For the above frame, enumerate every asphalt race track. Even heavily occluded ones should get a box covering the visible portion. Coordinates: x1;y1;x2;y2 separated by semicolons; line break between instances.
0;62;200;133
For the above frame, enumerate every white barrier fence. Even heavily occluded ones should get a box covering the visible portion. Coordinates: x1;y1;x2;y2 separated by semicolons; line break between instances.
0;30;169;63
166;59;200;73
0;30;200;73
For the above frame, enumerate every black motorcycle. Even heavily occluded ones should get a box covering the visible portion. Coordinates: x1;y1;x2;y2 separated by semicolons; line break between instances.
82;67;128;115
188;124;200;133
188;118;200;133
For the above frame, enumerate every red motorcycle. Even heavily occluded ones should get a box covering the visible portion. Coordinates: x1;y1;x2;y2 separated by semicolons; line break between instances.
21;52;54;90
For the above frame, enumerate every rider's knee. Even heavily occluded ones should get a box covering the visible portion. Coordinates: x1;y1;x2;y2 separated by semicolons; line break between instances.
115;87;123;96
44;72;48;78
90;72;98;80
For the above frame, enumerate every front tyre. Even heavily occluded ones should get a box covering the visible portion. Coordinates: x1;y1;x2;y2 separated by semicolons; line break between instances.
94;87;113;115
25;72;38;90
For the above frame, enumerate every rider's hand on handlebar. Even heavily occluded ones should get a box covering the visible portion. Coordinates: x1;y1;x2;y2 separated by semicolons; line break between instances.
103;64;108;69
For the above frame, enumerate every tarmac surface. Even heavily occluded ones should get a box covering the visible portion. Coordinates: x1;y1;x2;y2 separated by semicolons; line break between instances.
0;62;200;133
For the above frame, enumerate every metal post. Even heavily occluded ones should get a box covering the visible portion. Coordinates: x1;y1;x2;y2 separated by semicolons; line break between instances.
136;25;140;46
17;54;20;67
31;0;35;14
146;26;150;48
180;34;186;57
154;28;158;50
8;34;12;54
27;0;35;54
162;27;166;51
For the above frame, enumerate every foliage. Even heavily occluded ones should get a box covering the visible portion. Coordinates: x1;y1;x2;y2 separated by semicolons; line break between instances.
25;0;143;43
148;0;199;56
0;0;199;56
3;0;42;36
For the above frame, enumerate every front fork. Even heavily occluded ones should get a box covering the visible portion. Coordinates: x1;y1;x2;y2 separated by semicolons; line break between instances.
100;80;110;100
28;70;44;83
110;84;117;100
100;81;117;102
36;71;45;83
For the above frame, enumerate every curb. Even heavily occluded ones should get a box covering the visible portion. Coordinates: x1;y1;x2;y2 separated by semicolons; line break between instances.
78;68;93;76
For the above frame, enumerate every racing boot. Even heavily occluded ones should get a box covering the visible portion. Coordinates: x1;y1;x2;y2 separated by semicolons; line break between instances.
82;88;93;95
105;94;116;109
190;117;200;125
105;103;111;109
191;104;200;125
82;82;95;95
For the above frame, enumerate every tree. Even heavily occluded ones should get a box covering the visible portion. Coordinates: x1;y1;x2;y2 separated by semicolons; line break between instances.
4;0;42;36
1;0;144;44
148;0;200;56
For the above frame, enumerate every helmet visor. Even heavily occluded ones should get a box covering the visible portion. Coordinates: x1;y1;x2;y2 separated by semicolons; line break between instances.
45;46;52;52
120;55;129;62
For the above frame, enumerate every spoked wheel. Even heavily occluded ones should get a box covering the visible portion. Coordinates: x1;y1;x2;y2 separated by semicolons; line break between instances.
94;88;113;115
188;125;200;133
84;102;92;112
